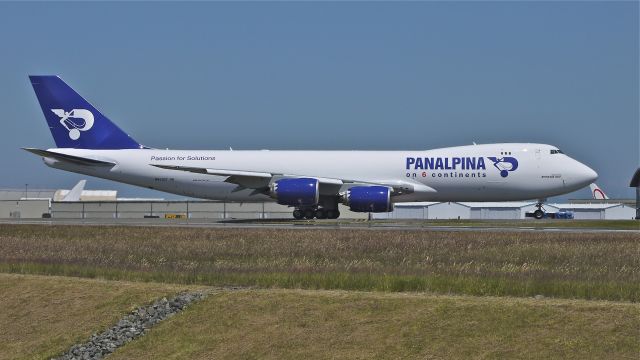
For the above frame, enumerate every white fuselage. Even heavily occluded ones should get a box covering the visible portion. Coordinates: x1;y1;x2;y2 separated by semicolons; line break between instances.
42;143;597;203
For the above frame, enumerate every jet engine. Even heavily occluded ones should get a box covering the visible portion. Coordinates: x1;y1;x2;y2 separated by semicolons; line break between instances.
270;178;319;206
342;186;393;212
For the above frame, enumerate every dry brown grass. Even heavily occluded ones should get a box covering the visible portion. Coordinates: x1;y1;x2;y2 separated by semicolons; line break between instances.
0;273;195;360
0;224;638;300
110;289;640;360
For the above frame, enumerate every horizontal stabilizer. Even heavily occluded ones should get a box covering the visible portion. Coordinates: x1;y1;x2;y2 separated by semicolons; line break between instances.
23;148;116;167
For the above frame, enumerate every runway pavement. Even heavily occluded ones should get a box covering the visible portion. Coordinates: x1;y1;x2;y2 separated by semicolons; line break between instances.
1;218;637;233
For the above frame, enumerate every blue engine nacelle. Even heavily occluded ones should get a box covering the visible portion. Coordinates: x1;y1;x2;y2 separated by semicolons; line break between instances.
343;186;393;212
271;178;319;206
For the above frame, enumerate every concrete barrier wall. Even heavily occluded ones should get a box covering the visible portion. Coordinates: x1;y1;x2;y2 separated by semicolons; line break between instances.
51;202;84;219
1;200;632;220
0;200;50;219
45;201;367;220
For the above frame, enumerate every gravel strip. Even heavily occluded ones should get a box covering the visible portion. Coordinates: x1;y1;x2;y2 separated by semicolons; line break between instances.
53;291;207;360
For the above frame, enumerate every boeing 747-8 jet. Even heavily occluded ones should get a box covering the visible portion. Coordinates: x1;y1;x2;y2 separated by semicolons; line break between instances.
24;76;598;219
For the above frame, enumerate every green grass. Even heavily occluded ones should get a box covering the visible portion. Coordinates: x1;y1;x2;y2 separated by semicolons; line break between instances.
1;224;638;301
3;274;638;359
110;289;640;360
1;263;637;302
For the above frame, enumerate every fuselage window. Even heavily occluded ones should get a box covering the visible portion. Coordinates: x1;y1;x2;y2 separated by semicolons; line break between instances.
550;149;564;155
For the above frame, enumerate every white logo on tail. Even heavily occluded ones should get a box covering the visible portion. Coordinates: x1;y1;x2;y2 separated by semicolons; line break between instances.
51;109;94;140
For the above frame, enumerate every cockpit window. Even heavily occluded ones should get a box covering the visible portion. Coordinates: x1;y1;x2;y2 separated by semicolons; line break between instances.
550;149;564;154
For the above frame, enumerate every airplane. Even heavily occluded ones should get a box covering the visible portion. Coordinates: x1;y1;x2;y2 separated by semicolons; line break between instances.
60;179;87;202
589;183;609;200
24;75;598;220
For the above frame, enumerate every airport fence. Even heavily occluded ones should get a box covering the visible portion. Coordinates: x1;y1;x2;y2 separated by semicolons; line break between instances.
49;201;293;220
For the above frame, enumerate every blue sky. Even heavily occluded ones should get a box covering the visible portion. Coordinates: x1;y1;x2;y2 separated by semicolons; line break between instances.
0;1;637;200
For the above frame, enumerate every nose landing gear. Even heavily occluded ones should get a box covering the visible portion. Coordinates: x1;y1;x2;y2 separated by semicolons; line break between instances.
533;201;546;219
527;200;547;220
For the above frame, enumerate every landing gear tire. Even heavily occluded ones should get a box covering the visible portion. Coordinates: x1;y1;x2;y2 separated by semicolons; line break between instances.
326;210;340;219
315;208;327;219
303;208;315;220
533;209;544;220
293;209;304;220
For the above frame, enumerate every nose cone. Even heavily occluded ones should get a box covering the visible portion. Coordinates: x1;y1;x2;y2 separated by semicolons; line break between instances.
569;161;598;189
583;165;598;184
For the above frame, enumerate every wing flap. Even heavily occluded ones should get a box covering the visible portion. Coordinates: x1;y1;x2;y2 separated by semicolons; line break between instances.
151;164;345;185
151;164;272;178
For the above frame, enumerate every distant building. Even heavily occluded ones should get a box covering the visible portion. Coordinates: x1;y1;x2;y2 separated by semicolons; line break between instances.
0;183;636;220
554;203;635;220
0;199;50;219
53;189;118;202
0;188;56;201
568;198;636;207
374;201;635;220
631;168;640;220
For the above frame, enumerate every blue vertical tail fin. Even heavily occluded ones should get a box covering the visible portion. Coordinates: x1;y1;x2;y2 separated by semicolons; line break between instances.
29;75;141;149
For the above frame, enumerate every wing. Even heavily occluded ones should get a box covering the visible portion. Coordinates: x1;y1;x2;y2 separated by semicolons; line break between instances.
150;164;435;196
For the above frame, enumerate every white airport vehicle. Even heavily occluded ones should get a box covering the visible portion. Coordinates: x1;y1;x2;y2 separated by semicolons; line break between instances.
24;76;598;219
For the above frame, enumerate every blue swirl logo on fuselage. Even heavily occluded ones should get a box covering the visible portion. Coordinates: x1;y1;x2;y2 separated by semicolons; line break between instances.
487;157;519;177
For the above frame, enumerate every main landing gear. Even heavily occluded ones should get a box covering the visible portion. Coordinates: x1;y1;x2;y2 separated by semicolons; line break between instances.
293;207;340;220
292;196;341;220
293;196;340;220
